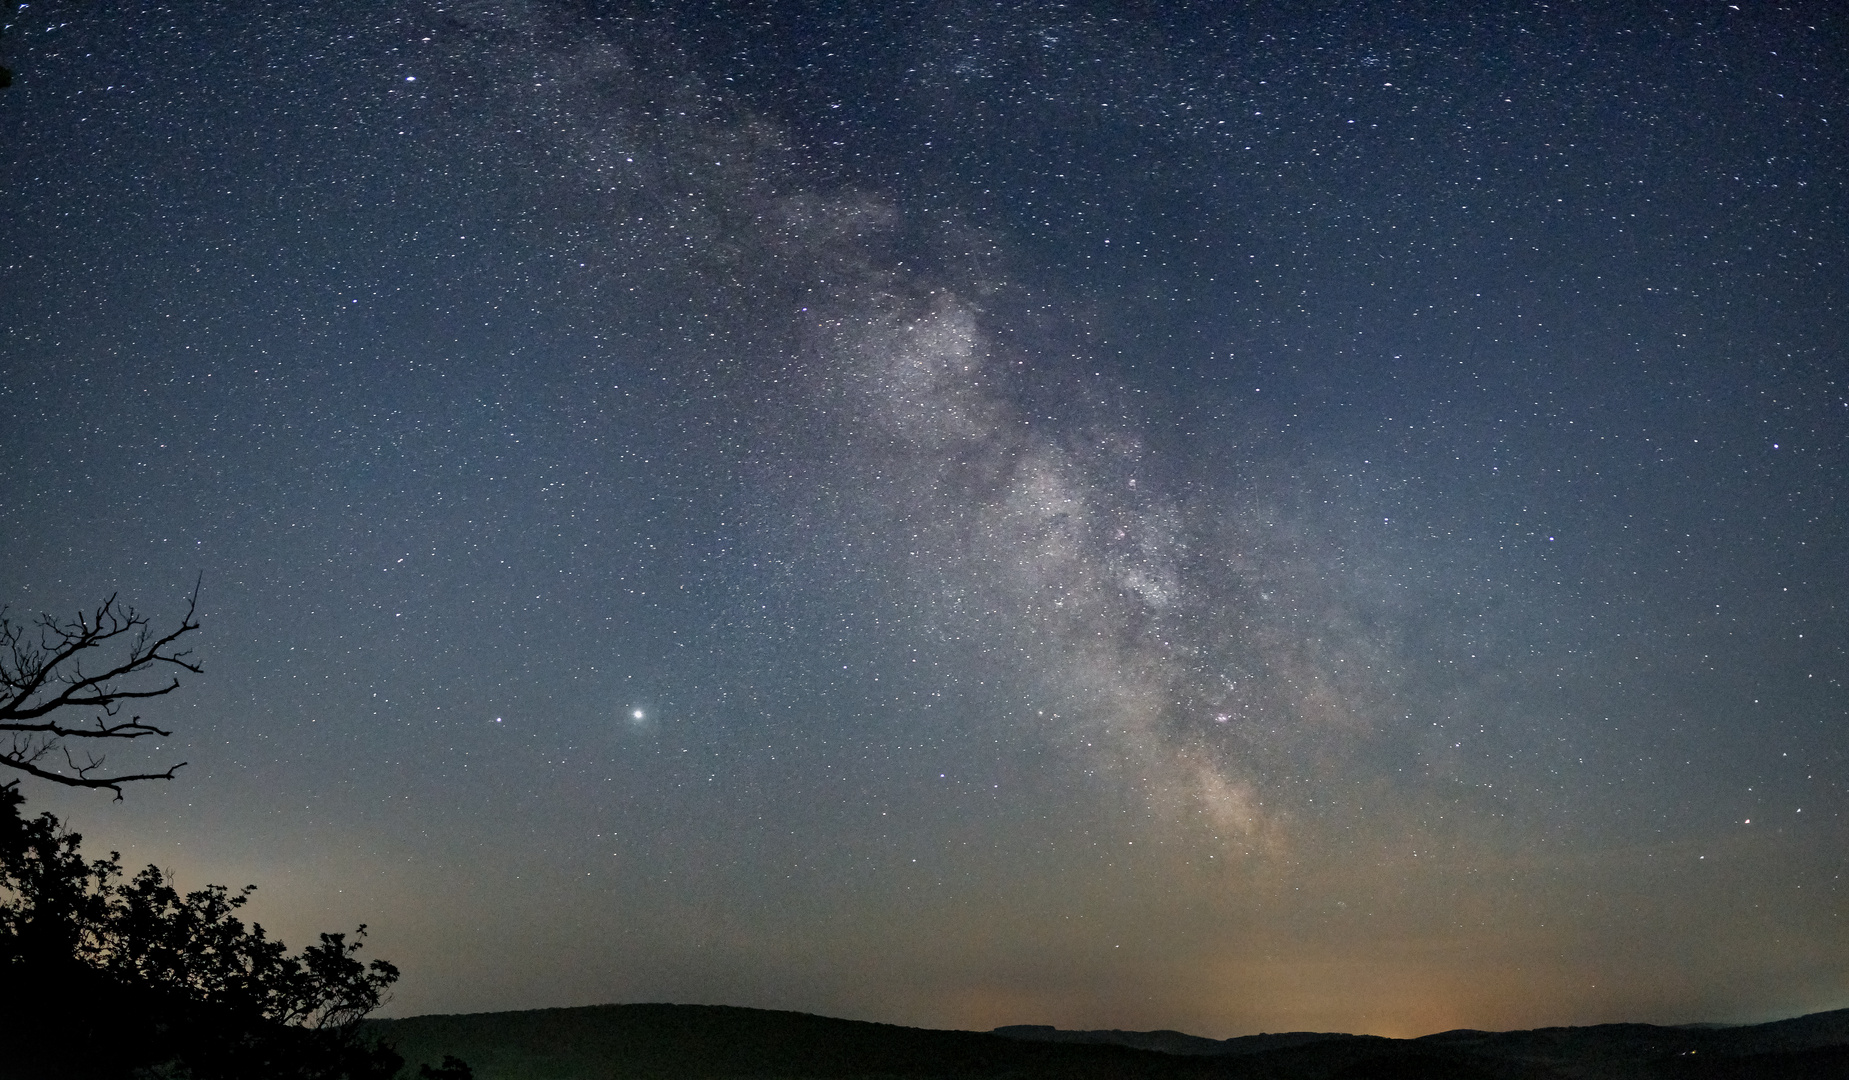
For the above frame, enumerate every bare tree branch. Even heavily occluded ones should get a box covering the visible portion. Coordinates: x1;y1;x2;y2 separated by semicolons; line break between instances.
0;578;200;797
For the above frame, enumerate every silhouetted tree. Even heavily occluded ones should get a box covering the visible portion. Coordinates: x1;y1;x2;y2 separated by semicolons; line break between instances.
0;585;201;796
0;781;410;1078
418;1056;475;1080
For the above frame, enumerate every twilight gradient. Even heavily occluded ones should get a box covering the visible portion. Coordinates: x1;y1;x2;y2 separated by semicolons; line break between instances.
2;0;1845;1038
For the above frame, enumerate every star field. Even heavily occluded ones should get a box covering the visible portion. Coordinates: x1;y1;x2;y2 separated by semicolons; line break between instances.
2;0;1846;1038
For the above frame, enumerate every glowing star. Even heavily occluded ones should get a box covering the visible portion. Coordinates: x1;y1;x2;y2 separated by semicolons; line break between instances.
631;709;645;721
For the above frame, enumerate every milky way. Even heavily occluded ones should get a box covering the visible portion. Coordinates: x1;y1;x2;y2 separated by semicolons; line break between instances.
2;0;1845;1038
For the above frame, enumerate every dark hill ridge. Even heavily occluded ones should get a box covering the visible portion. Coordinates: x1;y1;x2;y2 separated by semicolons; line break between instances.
366;1003;1849;1080
992;1024;1378;1057
368;1004;1208;1079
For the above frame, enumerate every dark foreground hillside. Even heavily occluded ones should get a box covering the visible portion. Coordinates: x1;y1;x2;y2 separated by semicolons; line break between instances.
365;1002;1849;1080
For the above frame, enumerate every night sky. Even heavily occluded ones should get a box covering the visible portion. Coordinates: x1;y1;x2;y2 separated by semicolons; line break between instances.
3;0;1847;1039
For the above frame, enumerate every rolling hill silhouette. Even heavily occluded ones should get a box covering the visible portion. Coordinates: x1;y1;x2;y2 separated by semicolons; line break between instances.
366;1002;1849;1079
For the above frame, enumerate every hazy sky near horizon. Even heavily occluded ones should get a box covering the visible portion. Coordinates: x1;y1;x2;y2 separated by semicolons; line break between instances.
3;0;1846;1039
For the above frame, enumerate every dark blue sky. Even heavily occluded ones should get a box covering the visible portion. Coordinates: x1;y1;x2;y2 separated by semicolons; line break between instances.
3;0;1845;1037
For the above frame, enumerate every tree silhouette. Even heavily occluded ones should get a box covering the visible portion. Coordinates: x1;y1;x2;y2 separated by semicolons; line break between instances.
0;584;201;796
418;1056;476;1080
0;781;412;1078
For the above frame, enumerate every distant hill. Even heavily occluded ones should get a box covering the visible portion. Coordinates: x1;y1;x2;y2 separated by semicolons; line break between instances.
366;1004;1204;1079
365;1002;1849;1080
